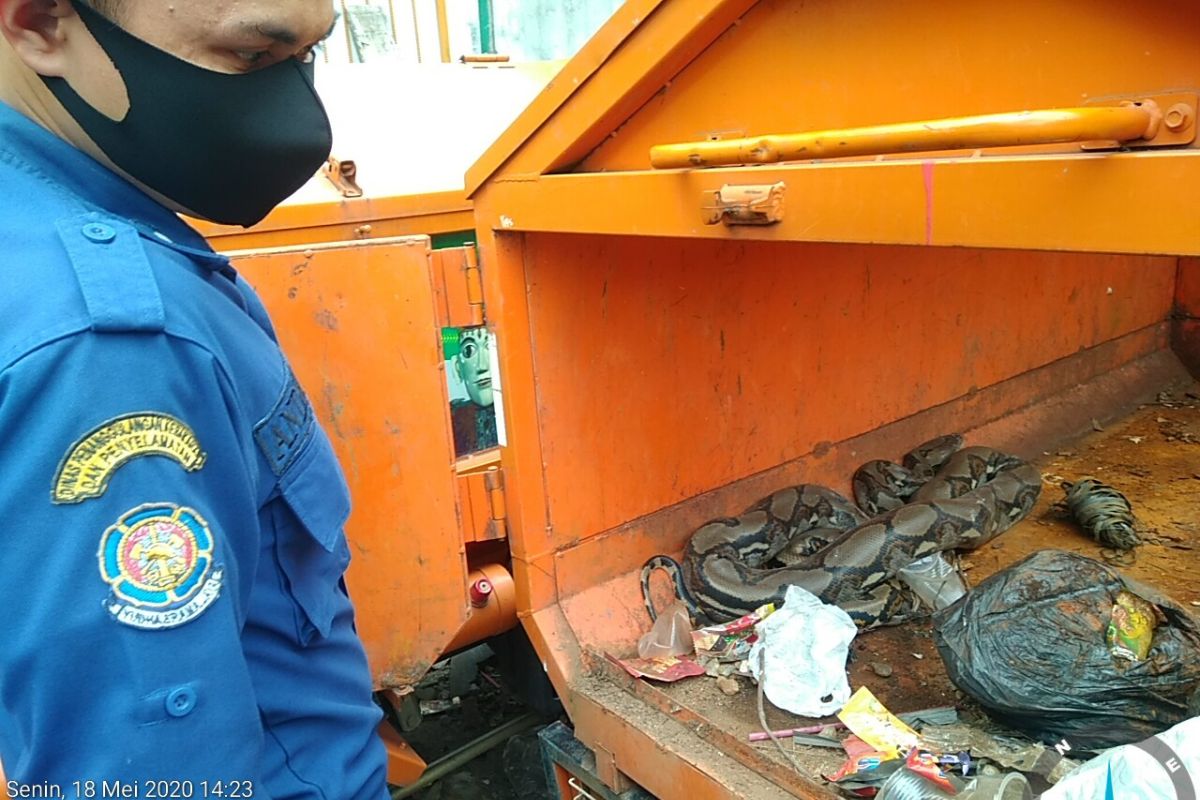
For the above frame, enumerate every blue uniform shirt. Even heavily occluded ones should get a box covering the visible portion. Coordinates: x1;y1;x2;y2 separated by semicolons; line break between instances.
0;101;387;798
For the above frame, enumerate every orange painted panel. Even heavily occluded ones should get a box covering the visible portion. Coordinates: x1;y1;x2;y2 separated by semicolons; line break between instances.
232;239;467;688
200;192;473;253
521;235;1175;541
479;152;1200;256
431;246;479;329
1178;258;1200;317
580;0;1200;172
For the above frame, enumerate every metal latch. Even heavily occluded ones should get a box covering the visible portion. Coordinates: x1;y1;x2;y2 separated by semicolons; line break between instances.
702;182;786;226
465;247;485;327
484;468;508;540
323;156;363;198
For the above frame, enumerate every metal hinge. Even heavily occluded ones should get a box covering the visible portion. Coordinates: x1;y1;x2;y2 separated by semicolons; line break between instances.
484;468;508;540
701;182;786;226
323;156;363;198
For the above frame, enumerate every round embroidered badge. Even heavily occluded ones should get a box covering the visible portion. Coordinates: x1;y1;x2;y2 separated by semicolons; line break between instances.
99;503;224;630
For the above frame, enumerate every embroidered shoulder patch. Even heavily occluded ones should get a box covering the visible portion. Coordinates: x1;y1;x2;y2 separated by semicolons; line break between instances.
98;503;223;630
53;413;206;504
254;371;316;476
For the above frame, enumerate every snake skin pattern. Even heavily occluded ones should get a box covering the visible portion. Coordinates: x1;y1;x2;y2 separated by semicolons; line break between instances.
641;435;1043;627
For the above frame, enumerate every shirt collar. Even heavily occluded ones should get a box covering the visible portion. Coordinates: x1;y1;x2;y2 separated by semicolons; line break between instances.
0;100;231;271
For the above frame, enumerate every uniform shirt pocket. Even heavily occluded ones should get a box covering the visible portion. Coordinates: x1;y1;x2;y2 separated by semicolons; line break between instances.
273;429;353;645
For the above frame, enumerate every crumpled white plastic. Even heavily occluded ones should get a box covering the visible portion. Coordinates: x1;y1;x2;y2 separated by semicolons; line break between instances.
747;585;857;717
1041;716;1200;800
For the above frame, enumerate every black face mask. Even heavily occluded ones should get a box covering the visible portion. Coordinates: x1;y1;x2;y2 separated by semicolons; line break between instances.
42;2;333;227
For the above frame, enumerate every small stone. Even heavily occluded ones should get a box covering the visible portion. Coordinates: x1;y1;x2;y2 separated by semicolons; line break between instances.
911;653;924;660
991;541;1005;549
1092;418;1104;432
715;676;740;696
870;662;893;678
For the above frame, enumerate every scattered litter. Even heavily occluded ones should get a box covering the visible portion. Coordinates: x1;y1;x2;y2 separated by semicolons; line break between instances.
1106;590;1164;662
780;733;844;750
419;697;462;716
897;552;966;610
836;686;920;759
1061;477;1139;550
1124;435;1144;444
746;705;956;742
934;550;1200;752
827;750;902;788
747;585;855;717
714;675;740;696
911;653;924;660
612;653;705;683
870;661;893;678
877;764;1031;800
1042;717;1200;799
637;601;693;659
900;748;966;793
920;723;1079;784
692;604;774;664
1090;418;1103;431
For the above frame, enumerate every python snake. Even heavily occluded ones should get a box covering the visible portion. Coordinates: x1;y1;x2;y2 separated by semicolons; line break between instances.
641;435;1043;627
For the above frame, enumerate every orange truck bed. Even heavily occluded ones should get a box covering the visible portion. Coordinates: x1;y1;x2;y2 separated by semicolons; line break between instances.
461;1;1200;797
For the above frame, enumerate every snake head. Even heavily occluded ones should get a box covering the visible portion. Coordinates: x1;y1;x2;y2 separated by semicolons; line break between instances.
853;460;924;516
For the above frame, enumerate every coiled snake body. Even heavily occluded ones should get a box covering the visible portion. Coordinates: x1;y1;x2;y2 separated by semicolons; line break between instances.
641;436;1043;627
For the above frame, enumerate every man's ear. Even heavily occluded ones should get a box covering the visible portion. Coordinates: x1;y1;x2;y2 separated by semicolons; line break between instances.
0;0;75;77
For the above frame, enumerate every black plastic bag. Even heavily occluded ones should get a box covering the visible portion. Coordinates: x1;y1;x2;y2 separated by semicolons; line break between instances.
933;549;1200;752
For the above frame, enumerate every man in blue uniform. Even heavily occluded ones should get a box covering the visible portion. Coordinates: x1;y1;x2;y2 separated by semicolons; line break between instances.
0;0;388;796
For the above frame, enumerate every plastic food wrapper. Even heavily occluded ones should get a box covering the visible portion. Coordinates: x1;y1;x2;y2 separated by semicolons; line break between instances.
837;686;921;759
747;586;855;716
691;603;774;662
1041;716;1200;800
612;653;705;683
1106;590;1162;662
903;748;965;793
638;601;694;659
827;750;899;783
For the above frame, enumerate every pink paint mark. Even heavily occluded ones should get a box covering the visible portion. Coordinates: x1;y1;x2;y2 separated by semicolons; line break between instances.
922;160;935;245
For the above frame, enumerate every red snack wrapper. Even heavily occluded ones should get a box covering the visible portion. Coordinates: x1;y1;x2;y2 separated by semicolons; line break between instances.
614;654;706;683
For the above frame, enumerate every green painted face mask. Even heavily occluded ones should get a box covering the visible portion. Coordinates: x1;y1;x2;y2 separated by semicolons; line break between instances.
43;2;333;227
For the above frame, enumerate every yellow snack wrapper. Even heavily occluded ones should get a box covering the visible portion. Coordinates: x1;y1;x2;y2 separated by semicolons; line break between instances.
836;686;920;759
1106;590;1160;662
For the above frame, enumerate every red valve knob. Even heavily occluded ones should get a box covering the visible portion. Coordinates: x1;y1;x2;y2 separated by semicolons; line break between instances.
469;578;493;608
